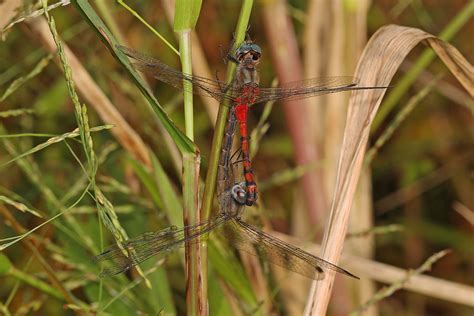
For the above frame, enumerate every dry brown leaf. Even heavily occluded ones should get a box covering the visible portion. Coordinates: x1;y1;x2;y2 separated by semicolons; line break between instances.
0;0;22;30
304;24;473;315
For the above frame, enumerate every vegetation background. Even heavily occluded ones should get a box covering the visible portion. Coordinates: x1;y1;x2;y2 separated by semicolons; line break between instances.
0;0;472;315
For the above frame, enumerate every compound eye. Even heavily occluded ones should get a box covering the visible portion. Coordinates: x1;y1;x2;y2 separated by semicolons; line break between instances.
231;184;247;204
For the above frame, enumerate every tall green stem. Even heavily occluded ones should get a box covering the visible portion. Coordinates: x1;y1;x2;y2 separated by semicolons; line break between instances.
198;1;254;313
200;0;254;221
174;0;202;313
181;33;195;141
179;30;203;315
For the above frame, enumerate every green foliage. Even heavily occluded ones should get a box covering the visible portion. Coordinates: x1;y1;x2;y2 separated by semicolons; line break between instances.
174;0;203;31
0;1;471;315
72;0;196;155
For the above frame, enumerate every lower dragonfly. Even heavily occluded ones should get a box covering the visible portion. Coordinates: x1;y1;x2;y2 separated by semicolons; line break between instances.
94;107;358;280
118;41;385;206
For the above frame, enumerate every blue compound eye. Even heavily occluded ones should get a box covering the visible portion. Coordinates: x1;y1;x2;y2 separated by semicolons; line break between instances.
236;44;251;56
236;42;262;59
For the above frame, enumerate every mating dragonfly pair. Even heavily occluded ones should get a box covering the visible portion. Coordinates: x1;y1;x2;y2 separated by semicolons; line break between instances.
93;40;380;279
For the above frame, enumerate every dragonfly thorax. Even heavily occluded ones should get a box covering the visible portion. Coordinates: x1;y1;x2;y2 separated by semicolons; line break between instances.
235;63;260;88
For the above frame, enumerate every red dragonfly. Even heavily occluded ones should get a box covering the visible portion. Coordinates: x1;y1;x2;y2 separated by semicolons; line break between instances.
119;42;384;206
94;108;358;280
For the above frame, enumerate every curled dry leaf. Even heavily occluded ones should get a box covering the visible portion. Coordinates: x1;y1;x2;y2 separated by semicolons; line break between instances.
305;24;473;315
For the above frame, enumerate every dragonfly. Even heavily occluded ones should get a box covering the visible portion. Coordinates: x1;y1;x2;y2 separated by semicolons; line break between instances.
118;42;385;206
94;108;358;280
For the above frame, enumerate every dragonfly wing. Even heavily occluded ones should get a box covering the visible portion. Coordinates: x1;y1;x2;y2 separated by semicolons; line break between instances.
118;46;238;101
94;215;228;277
219;219;358;280
254;76;359;104
217;107;238;196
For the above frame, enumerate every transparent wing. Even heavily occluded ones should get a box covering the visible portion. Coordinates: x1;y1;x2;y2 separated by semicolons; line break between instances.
118;45;240;101
219;218;358;280
254;76;359;104
94;215;229;276
217;107;237;195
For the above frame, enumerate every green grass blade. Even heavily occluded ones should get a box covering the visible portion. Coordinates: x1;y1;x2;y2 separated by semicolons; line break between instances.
128;153;183;227
0;108;35;118
0;195;42;218
0;54;53;102
115;0;179;56
0;126;113;169
200;0;255;220
174;0;202;31
71;0;196;155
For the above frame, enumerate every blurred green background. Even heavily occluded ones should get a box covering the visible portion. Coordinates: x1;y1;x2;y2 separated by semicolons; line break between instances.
0;0;472;315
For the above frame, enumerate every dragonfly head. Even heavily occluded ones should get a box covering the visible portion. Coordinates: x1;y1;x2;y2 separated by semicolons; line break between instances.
231;182;247;205
235;41;262;66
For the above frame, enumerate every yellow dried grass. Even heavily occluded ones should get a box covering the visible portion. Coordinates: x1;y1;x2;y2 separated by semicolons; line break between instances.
305;24;473;315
